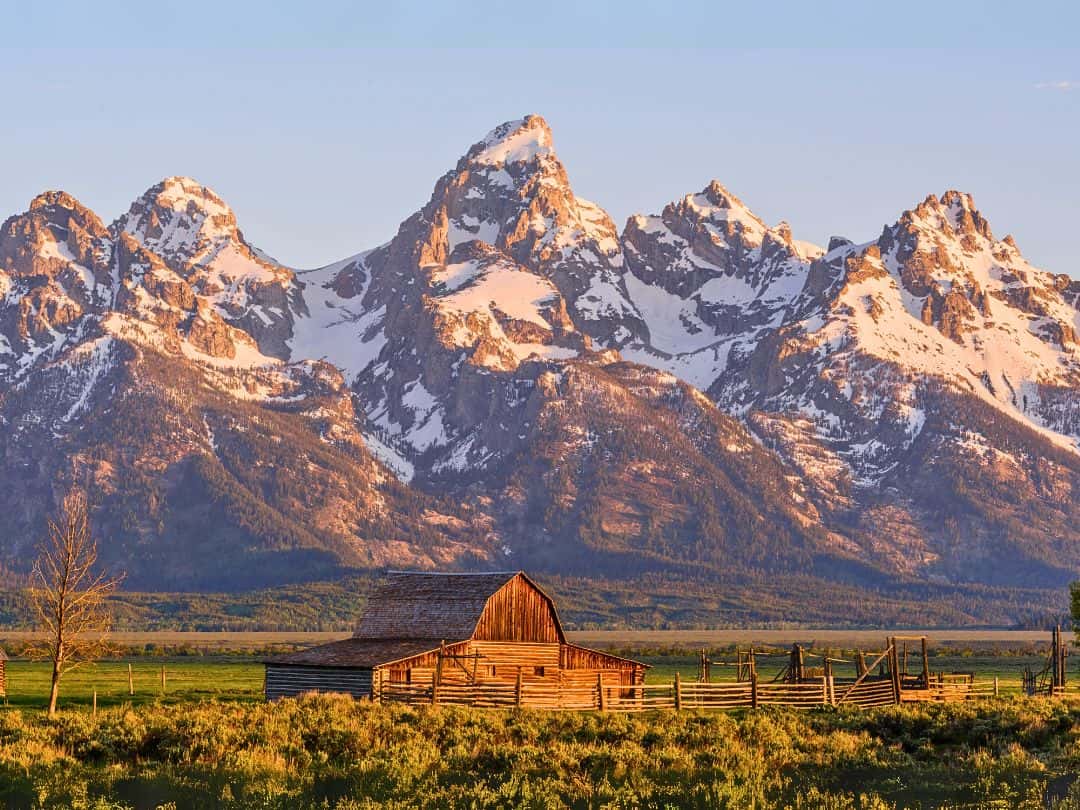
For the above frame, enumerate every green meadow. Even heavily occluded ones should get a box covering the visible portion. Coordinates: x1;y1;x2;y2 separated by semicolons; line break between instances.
0;694;1078;809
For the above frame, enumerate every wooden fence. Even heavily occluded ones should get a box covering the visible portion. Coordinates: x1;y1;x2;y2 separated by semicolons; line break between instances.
380;671;999;712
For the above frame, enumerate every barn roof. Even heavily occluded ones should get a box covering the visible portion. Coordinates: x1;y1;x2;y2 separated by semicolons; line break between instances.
354;571;543;641
266;638;446;669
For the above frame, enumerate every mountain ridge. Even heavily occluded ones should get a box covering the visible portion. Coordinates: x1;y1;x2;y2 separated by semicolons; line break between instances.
0;113;1076;620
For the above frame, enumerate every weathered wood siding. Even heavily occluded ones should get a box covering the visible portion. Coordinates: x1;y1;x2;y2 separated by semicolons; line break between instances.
265;665;373;700
473;574;562;643
382;641;643;687
561;644;646;685
0;661;5;698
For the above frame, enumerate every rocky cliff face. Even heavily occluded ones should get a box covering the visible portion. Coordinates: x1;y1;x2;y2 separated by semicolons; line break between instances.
0;114;1077;612
620;184;1080;585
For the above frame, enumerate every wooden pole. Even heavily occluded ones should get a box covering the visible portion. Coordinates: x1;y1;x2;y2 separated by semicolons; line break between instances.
515;670;523;708
751;671;758;709
920;637;930;688
128;664;134;697
674;671;682;711
160;665;166;694
888;641;901;704
993;676;999;698
598;672;607;712
92;689;97;718
432;641;445;705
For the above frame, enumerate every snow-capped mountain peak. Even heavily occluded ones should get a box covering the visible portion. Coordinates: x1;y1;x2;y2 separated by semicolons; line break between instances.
115;176;239;270
469;114;555;167
114;177;299;359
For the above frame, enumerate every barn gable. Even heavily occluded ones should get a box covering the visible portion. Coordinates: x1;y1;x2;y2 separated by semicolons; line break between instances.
354;571;564;643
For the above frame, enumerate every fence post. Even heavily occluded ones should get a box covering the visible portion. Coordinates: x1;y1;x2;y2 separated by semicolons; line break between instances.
993;677;999;698
751;672;758;709
597;672;606;712
92;689;97;718
822;676;829;706
888;642;901;704
827;674;835;706
128;664;134;697
674;672;682;711
160;665;166;694
432;642;445;706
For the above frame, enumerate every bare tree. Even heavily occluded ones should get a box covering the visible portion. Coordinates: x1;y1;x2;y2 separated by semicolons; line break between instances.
27;489;124;715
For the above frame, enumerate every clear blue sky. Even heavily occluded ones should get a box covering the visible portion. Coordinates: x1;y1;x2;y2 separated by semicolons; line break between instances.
4;1;1078;275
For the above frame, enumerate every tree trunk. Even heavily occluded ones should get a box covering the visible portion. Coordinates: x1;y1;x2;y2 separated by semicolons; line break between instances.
48;660;61;715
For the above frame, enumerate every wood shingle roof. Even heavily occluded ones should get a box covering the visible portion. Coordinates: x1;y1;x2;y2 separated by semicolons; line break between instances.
267;638;445;668
353;571;523;641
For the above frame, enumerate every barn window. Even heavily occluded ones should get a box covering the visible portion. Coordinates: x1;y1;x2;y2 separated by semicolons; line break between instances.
534;666;545;676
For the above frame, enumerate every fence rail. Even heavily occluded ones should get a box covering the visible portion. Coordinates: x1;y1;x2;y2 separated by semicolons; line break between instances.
380;671;1001;713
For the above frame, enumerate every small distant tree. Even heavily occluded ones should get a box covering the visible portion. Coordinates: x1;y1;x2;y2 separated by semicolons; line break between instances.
27;490;124;715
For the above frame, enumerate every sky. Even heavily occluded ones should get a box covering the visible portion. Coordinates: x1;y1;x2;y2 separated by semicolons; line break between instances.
3;1;1078;275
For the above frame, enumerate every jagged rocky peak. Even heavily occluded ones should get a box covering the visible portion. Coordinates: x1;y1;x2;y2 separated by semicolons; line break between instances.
466;114;555;167
623;180;822;287
379;113;639;346
433;114;623;271
114;176;298;359
1;190;112;277
899;189;994;242
873;189;1078;344
674;180;771;245
0;191;116;380
115;176;240;269
616;179;822;391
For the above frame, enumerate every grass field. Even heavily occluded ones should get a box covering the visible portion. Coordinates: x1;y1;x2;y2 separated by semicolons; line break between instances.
1;660;263;711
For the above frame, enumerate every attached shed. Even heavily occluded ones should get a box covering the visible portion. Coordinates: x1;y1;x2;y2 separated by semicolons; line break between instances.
265;571;646;701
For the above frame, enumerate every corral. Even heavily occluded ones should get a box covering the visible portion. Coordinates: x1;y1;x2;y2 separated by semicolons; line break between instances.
377;633;1003;711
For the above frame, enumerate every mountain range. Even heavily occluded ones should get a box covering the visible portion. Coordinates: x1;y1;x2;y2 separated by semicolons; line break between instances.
2;115;1077;622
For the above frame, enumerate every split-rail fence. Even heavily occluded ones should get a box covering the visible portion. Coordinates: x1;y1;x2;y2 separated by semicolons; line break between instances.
379;669;1000;713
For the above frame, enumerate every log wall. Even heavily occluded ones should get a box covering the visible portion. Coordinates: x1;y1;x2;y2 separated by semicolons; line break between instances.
265;665;373;701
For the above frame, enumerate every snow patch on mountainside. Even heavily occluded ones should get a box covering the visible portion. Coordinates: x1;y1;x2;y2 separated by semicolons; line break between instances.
289;252;386;384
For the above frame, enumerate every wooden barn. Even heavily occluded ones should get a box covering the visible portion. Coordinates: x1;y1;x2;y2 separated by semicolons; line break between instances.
264;571;646;701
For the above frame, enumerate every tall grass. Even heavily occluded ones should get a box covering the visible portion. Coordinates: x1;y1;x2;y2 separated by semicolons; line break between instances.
0;696;1077;809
